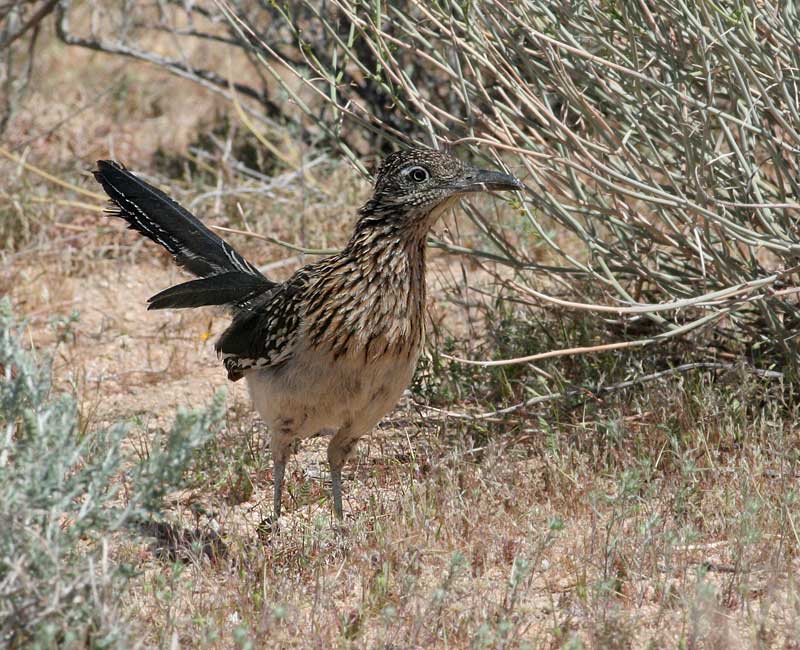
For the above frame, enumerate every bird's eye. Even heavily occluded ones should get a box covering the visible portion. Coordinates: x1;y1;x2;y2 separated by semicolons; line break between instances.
407;166;430;183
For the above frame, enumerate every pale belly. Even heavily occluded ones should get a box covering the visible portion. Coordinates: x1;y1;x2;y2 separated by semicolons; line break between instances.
245;340;421;439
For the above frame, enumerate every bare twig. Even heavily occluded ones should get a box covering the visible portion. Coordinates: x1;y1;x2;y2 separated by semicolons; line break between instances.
0;0;58;49
420;362;783;421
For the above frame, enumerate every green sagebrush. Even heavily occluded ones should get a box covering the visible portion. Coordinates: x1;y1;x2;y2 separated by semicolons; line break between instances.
0;301;223;649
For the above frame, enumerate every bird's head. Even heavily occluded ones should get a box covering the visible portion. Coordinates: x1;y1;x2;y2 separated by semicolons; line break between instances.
357;148;523;233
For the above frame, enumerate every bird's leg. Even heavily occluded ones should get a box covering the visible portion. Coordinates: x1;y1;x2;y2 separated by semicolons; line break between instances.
270;427;295;520
330;465;344;521
327;428;360;520
273;458;286;519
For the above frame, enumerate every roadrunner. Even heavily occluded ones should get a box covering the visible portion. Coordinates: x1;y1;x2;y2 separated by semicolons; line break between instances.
94;149;522;520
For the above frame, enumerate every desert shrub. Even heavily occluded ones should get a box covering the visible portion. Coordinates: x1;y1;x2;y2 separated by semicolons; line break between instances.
219;0;800;373
0;302;223;648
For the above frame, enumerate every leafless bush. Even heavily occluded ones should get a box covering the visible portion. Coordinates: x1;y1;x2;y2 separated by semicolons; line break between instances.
227;1;800;371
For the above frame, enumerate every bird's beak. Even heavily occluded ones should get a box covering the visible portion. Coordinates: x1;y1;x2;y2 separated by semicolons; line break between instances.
453;168;524;194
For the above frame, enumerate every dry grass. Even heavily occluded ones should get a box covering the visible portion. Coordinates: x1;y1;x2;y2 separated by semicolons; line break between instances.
3;29;800;650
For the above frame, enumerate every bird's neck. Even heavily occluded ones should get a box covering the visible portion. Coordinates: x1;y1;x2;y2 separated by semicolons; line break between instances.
346;219;426;264
303;214;433;359
353;197;456;243
344;218;428;314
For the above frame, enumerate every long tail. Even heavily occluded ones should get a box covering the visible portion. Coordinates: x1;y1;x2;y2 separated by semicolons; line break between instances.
94;160;273;309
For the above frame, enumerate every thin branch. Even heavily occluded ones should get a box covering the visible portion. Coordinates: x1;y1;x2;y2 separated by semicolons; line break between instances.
0;0;58;49
54;2;270;109
421;362;783;421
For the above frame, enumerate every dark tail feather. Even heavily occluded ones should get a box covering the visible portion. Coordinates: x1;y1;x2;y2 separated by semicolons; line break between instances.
147;272;274;310
93;160;264;280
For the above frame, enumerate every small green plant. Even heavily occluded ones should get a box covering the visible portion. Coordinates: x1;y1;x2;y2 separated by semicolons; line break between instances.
0;301;223;648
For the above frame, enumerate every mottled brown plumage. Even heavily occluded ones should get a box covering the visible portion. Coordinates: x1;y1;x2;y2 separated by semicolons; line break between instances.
94;148;522;521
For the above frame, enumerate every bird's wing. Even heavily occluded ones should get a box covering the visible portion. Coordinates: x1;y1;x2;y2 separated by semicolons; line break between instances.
215;273;309;381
